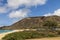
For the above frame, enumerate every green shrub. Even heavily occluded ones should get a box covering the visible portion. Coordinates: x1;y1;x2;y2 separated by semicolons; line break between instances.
2;31;58;40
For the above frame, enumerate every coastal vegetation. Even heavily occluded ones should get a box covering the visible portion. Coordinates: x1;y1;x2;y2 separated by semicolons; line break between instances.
2;30;60;40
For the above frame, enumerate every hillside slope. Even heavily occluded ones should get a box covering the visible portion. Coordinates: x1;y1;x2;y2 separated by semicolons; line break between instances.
0;15;60;30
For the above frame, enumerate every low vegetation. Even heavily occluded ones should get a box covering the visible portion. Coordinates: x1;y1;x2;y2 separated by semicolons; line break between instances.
2;30;60;40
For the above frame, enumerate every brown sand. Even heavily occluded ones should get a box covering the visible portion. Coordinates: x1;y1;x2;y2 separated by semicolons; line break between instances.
27;37;60;40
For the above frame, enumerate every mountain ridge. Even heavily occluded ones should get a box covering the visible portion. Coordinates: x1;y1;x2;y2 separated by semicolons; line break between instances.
0;15;60;30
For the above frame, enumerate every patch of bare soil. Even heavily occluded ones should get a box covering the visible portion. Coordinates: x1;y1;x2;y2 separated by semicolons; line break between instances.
26;37;60;40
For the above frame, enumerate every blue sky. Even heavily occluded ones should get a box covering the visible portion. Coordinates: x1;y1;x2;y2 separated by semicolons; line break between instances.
0;0;60;26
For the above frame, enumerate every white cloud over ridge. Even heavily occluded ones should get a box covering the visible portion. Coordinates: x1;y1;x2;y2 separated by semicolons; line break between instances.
44;9;60;16
7;0;47;18
9;9;30;18
0;0;47;18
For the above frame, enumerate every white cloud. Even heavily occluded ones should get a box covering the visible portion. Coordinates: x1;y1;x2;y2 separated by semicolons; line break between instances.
9;9;30;18
44;13;53;16
7;0;47;18
7;0;47;9
0;7;7;13
53;9;60;16
44;9;60;16
0;0;47;21
0;0;47;14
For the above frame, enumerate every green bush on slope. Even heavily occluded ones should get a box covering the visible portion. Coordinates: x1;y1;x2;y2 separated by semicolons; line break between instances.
2;31;58;40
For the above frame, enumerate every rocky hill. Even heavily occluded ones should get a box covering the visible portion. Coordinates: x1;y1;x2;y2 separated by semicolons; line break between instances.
0;15;60;30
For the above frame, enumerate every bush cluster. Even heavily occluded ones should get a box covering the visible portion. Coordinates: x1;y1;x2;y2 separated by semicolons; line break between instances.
2;31;58;40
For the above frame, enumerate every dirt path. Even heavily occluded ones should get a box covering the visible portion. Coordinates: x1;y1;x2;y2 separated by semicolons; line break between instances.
27;37;60;40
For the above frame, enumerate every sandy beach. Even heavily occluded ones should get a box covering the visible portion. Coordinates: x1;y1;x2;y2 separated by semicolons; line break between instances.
0;29;35;40
0;30;24;40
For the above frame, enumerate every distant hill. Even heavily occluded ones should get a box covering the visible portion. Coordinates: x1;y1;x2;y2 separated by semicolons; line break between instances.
0;15;60;30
